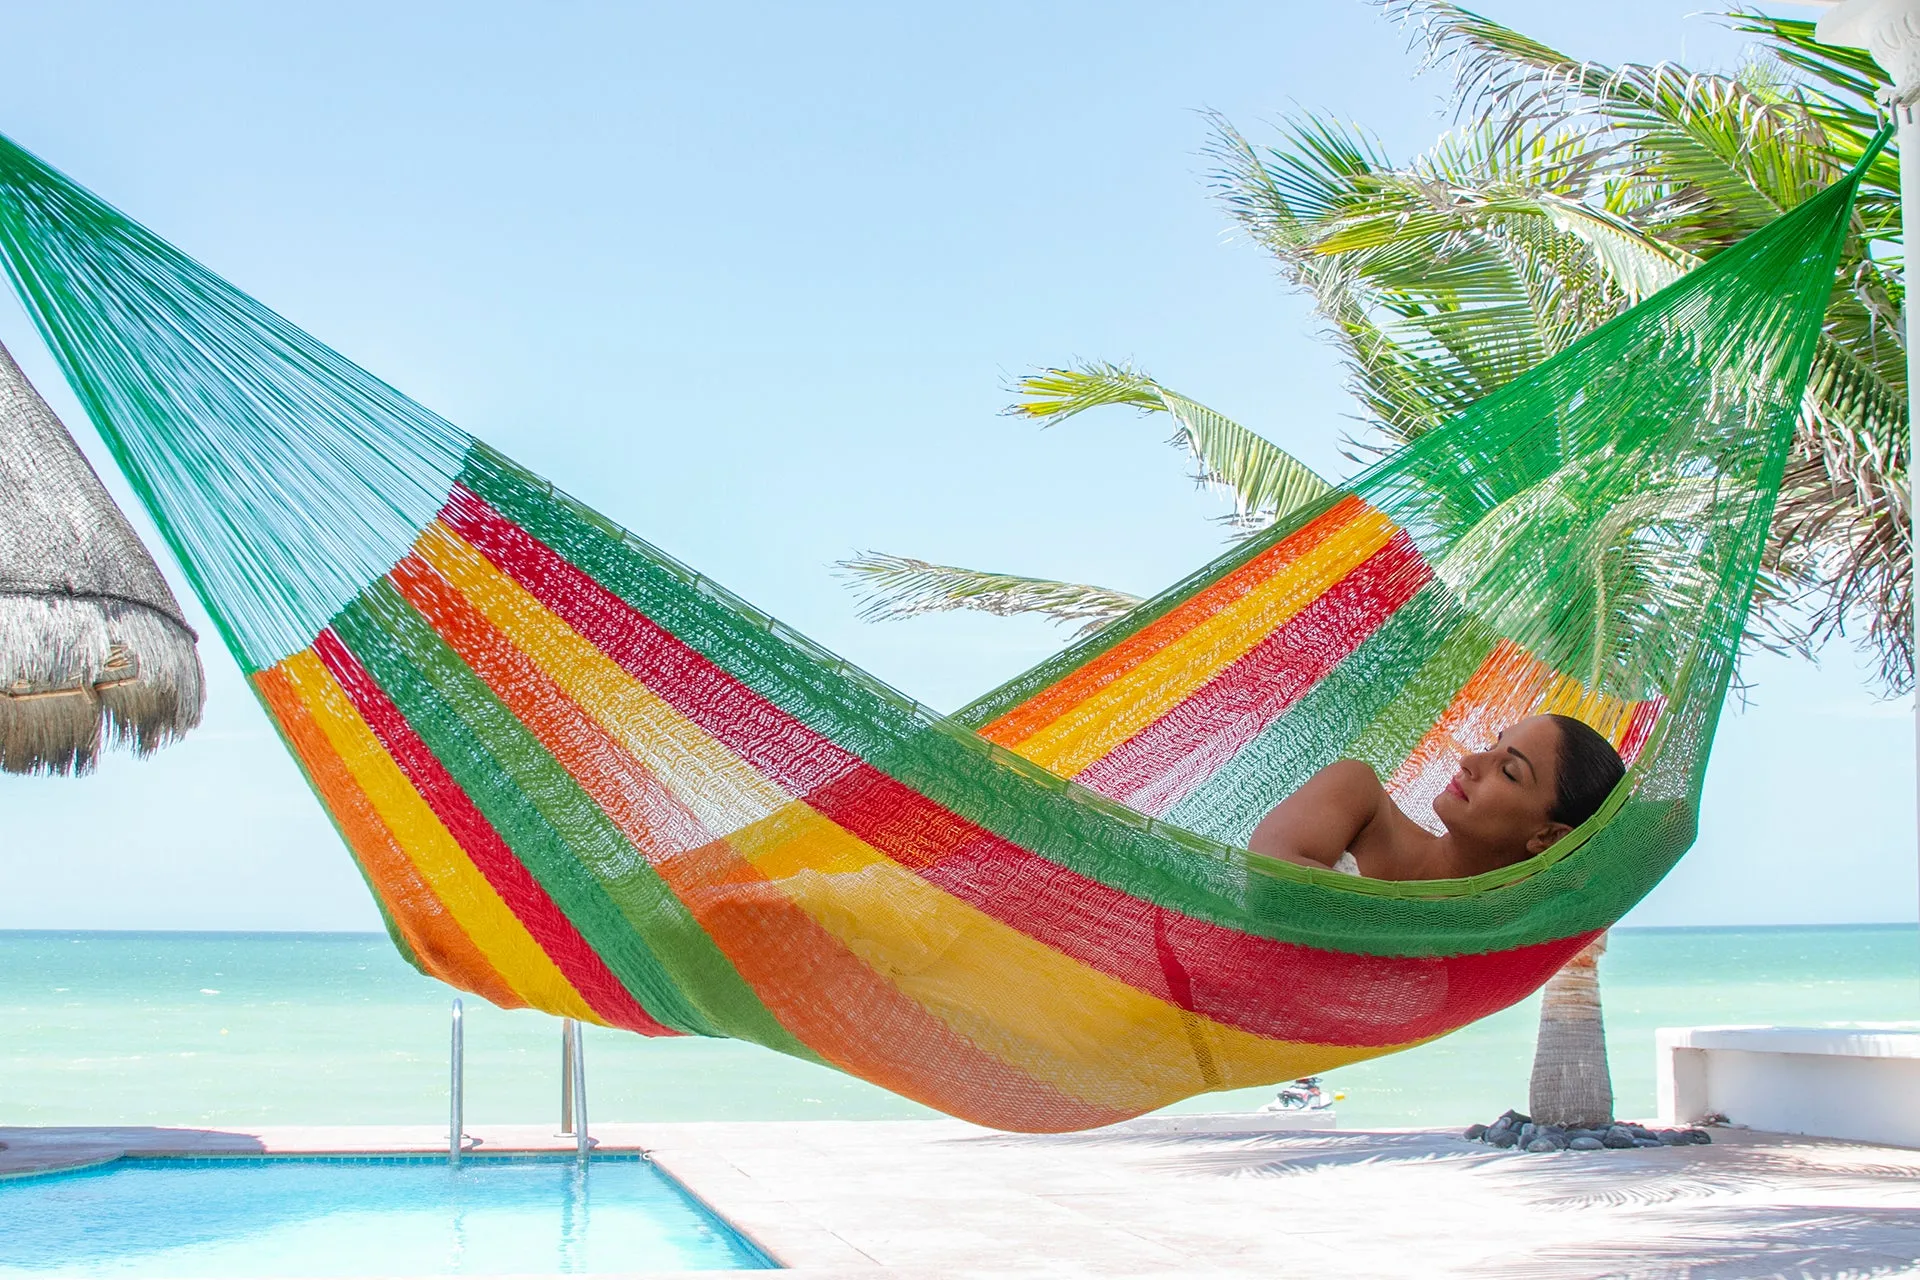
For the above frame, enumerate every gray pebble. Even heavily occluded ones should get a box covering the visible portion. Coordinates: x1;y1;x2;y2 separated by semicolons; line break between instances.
1488;1129;1518;1148
1602;1127;1636;1149
1683;1129;1713;1145
1657;1131;1688;1145
1518;1123;1537;1144
1567;1135;1604;1150
1633;1137;1664;1148
1525;1137;1560;1153
1463;1123;1488;1141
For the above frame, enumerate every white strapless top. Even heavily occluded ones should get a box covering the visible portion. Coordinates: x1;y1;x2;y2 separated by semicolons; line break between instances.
1331;852;1361;877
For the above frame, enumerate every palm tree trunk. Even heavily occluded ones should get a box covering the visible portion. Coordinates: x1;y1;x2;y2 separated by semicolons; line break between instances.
1528;932;1612;1128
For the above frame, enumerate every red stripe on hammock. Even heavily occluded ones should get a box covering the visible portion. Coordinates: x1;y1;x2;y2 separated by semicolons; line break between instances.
979;496;1372;747
255;662;526;1010
803;763;1594;1046
313;626;679;1036
1617;695;1664;765
1071;531;1432;814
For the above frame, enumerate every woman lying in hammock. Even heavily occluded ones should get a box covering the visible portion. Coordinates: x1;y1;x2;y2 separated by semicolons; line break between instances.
1248;714;1624;881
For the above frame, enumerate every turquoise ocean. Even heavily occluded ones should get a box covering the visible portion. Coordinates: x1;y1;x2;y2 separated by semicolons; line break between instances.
3;927;1915;1131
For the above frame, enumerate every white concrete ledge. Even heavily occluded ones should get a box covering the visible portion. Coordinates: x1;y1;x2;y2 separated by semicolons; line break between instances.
1665;1026;1920;1058
1659;1024;1920;1148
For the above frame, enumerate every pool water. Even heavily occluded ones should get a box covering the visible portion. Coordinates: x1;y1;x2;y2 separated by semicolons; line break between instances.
0;1155;777;1276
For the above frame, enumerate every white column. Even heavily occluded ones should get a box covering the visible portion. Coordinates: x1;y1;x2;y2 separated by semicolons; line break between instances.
1813;0;1920;935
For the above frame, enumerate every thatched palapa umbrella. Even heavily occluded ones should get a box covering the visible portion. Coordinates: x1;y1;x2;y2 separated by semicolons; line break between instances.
0;338;203;773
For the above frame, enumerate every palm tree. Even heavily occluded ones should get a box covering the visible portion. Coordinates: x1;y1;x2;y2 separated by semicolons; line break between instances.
1529;934;1613;1128
847;7;1904;680
838;6;1905;1125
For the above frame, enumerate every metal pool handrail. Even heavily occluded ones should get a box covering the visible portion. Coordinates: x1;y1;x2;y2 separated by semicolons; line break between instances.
448;1004;590;1167
567;1018;590;1163
449;998;465;1167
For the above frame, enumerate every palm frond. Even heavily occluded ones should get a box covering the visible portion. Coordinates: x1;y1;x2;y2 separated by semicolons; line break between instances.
1211;117;1681;438
1390;2;1845;241
1732;11;1887;107
1154;385;1334;525
1005;362;1164;425
1731;13;1903;252
1535;197;1689;301
834;552;1141;634
1008;361;1331;526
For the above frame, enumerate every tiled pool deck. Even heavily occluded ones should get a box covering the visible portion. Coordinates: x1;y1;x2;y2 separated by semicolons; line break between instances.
4;1118;1918;1277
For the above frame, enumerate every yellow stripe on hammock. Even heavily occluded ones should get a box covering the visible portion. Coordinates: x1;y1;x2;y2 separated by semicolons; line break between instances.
730;798;1398;1109
278;647;601;1022
1009;508;1399;777
415;522;796;837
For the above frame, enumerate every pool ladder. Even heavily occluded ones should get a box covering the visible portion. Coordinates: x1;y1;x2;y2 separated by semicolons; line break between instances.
446;1000;592;1167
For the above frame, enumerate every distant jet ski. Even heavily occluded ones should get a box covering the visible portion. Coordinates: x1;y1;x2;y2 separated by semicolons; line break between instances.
1260;1076;1340;1112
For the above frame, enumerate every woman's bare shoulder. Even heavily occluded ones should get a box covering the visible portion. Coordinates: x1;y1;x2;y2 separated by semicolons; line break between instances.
1285;758;1389;825
1309;758;1385;796
1246;757;1393;869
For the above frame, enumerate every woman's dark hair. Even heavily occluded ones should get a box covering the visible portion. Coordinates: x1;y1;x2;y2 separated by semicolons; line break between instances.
1546;714;1626;828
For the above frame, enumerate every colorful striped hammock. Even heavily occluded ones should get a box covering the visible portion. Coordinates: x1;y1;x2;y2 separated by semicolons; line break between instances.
0;132;1870;1131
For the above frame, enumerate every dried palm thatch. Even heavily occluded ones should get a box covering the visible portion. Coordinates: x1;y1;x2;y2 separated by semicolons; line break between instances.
0;338;202;773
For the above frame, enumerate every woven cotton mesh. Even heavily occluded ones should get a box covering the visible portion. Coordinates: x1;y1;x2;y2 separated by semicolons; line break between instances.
0;128;1871;1131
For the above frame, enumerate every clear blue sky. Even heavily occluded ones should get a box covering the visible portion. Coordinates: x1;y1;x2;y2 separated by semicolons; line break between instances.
0;1;1909;930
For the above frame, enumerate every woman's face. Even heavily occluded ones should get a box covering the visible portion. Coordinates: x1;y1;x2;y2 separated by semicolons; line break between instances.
1430;715;1570;859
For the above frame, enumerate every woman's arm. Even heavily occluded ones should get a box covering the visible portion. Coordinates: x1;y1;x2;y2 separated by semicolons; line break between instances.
1246;759;1386;869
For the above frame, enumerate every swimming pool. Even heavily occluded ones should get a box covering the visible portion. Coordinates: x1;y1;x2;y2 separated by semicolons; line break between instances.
0;1154;777;1276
